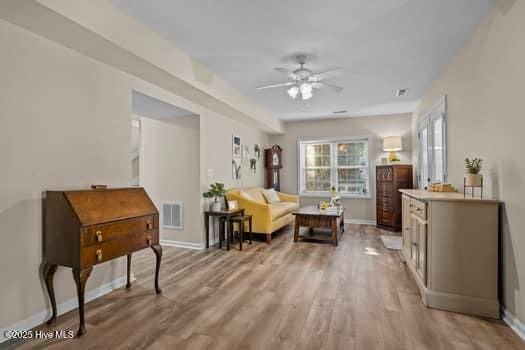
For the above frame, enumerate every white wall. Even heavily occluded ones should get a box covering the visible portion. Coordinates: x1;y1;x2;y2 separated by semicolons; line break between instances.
410;0;525;325
0;19;131;330
270;114;412;221
139;116;201;244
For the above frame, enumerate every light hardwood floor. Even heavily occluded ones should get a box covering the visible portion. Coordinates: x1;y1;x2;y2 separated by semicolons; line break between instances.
16;224;525;349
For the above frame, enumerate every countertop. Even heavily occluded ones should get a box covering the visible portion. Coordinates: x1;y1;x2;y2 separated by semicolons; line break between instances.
399;189;499;203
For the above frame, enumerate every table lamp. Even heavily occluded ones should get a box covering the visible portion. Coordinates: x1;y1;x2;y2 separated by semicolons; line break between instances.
383;136;402;162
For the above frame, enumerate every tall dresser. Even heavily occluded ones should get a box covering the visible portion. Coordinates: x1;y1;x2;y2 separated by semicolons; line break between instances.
376;164;413;231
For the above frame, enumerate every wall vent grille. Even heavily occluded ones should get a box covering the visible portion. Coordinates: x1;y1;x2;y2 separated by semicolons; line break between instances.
162;202;183;230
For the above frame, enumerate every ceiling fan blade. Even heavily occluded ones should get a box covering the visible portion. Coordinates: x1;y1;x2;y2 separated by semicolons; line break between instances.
275;67;298;80
312;68;343;80
256;81;295;90
312;82;344;93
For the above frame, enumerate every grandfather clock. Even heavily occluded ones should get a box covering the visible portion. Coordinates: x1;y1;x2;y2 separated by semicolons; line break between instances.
265;145;282;191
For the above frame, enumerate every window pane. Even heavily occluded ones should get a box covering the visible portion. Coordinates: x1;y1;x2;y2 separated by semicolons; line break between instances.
337;142;367;166
304;168;331;192
433;117;444;182
304;143;331;167
337;168;368;195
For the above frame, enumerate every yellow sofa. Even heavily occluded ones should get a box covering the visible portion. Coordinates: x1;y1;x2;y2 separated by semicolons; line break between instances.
225;187;299;243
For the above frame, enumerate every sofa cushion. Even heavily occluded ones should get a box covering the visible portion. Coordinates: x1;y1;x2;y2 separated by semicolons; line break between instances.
245;188;266;204
239;190;253;200
262;188;280;204
270;201;300;220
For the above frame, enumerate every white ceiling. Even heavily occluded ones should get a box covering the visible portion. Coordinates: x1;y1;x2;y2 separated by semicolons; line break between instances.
114;0;495;121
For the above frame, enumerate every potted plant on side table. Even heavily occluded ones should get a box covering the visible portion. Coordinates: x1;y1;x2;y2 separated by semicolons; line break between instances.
202;182;226;212
465;158;483;187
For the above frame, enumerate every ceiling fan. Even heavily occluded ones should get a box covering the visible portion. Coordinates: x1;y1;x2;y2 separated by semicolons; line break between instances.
256;55;343;100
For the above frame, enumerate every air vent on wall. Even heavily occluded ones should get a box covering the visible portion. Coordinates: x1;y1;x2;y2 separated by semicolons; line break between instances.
395;88;408;97
162;202;183;230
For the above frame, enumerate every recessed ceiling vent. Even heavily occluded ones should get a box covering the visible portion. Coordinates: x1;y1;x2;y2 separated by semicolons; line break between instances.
332;110;348;114
395;89;408;97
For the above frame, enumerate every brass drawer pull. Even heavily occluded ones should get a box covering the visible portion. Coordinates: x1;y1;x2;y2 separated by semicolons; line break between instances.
96;230;103;242
147;235;152;246
147;220;153;230
96;249;103;262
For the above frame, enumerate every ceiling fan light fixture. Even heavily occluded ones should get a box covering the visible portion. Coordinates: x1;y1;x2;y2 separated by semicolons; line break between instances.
300;83;313;100
287;85;299;99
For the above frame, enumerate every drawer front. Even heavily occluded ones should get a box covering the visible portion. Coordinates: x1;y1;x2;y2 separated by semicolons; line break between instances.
81;230;159;267
376;167;393;182
377;182;394;197
410;199;427;220
82;215;157;246
378;210;394;226
377;197;394;212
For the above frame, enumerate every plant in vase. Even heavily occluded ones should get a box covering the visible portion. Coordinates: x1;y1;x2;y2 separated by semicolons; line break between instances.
202;182;226;211
464;158;483;187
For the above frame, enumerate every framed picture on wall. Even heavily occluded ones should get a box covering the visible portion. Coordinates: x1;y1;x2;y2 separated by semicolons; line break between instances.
242;145;250;164
232;135;241;157
232;158;241;180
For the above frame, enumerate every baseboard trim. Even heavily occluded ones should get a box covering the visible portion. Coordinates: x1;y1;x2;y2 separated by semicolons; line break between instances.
0;275;132;343
502;307;525;341
160;239;203;250
344;219;376;225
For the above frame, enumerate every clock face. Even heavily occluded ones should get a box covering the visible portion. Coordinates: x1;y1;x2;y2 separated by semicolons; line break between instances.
272;153;279;166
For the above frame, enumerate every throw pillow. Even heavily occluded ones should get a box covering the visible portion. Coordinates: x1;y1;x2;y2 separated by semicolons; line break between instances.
262;188;280;204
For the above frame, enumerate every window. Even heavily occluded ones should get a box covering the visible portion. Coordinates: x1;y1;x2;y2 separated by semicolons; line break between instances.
418;96;447;189
299;137;370;197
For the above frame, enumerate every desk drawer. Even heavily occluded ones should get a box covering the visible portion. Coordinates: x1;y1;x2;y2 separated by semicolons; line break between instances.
82;216;156;246
81;231;158;267
410;199;427;220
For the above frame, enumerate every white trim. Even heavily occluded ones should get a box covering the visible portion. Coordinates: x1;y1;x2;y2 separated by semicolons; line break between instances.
300;193;372;199
0;275;132;344
344;219;376;225
502;307;525;341
160;239;203;250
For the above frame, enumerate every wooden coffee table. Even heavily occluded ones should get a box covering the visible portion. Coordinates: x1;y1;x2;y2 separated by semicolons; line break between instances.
292;206;345;246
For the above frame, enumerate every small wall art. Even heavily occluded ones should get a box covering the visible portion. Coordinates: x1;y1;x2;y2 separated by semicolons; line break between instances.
232;135;241;157
232;158;241;180
242;145;250;164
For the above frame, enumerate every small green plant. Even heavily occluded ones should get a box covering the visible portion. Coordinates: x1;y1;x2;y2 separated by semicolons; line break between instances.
202;182;226;203
465;158;482;174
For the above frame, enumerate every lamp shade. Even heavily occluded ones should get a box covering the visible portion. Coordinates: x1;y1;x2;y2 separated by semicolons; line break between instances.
383;136;402;151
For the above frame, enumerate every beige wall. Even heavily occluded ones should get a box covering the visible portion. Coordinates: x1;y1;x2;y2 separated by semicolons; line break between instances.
0;19;131;329
270;114;412;221
0;17;271;335
411;1;525;323
139;116;201;244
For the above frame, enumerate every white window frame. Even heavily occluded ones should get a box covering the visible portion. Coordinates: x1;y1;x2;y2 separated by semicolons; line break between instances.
298;136;372;199
417;95;447;189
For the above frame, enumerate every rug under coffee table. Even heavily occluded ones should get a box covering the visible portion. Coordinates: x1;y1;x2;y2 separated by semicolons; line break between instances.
292;206;345;246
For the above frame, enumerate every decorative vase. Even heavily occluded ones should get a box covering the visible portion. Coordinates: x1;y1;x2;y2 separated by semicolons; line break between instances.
465;173;482;187
210;202;222;212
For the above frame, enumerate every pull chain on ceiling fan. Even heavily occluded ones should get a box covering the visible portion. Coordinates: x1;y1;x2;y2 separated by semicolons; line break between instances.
256;55;343;100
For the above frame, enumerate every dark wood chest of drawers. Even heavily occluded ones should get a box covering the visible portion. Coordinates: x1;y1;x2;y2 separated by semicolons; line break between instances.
43;187;162;336
376;165;413;232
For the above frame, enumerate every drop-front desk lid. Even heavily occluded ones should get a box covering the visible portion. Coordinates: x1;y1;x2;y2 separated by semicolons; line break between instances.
58;187;158;226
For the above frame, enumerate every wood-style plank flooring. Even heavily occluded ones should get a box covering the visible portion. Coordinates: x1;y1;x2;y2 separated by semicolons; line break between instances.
17;224;525;349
